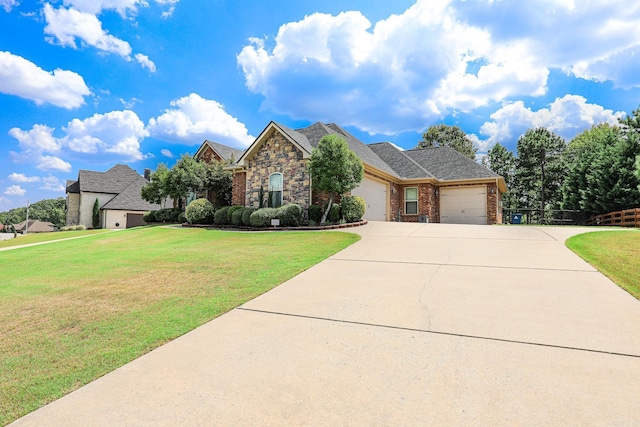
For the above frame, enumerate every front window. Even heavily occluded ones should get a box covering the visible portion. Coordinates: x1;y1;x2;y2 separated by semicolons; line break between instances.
405;187;418;215
268;172;283;208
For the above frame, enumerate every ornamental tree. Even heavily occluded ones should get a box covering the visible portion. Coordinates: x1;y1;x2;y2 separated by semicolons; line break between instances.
308;135;364;224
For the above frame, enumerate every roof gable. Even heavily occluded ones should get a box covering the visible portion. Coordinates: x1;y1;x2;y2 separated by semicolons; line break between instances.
194;140;244;163
237;121;312;166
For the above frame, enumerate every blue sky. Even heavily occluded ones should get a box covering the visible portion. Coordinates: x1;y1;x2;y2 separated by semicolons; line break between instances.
1;0;639;210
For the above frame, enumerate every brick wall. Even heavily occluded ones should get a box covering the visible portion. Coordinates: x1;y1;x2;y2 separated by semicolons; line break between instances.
198;145;222;164
245;130;310;209
399;183;438;223
232;171;246;206
486;182;500;225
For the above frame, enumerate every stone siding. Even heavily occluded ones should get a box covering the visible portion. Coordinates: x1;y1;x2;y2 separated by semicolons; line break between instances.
198;145;222;164
245;130;310;209
66;193;80;225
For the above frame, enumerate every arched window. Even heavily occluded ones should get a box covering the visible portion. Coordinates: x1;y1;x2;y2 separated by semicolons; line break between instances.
268;172;283;208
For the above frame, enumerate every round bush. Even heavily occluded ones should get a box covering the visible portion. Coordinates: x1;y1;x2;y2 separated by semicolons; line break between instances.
341;195;366;222
143;210;156;222
277;203;303;227
155;207;182;223
177;211;187;223
231;207;246;226
242;208;256;226
214;206;231;225
185;198;215;224
227;206;244;224
249;208;279;227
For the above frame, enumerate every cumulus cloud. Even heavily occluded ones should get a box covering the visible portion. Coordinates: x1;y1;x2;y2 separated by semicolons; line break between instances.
44;4;132;57
0;51;90;109
134;53;156;72
147;93;254;147
5;185;26;196
43;4;157;71
8;173;40;183
8;110;149;172
474;95;625;151
160;148;173;158
1;0;18;12
237;0;640;135
40;176;66;192
64;110;149;161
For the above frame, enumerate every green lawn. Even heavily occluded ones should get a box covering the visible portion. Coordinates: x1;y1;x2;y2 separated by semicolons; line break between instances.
0;229;111;248
566;230;640;300
0;226;359;425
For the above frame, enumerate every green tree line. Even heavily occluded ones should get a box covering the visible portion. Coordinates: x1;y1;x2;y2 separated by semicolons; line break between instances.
0;197;66;229
480;106;640;218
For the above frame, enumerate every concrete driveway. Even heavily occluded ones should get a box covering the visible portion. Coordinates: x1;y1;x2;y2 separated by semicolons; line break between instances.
11;223;640;426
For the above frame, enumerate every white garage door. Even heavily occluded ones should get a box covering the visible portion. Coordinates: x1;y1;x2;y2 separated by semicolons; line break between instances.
351;177;387;221
440;186;487;225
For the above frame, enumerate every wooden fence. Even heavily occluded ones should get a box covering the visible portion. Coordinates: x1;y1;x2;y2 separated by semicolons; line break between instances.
587;208;640;227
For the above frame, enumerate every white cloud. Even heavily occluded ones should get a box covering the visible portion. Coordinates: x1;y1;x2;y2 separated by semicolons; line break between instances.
64;110;149;161
160;148;173;158
44;4;132;57
475;95;624;151
62;0;142;16
8;173;40;183
147;93;254;147
9;124;61;153
237;0;640;134
155;0;179;17
40;176;66;192
37;155;72;172
134;53;156;72
1;0;18;12
5;185;26;196
0;51;90;109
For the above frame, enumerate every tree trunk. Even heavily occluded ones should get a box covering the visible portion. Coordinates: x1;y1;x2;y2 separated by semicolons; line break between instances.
320;195;334;225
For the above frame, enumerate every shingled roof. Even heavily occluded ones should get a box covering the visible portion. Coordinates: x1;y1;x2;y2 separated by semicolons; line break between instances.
77;164;143;194
101;176;162;211
198;140;245;162
404;146;501;181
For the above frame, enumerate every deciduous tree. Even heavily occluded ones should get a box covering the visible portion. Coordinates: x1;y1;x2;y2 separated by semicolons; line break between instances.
308;135;364;224
416;124;478;159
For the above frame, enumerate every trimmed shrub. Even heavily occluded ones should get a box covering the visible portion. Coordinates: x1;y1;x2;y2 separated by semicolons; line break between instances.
185;198;215;224
327;203;341;223
155;207;182;223
214;206;231;225
143;210;156;222
231;207;246;226
227;206;244;224
177;211;187;224
277;203;303;227
242;208;256;226
341;195;366;222
308;205;322;223
249;208;279;227
60;224;87;231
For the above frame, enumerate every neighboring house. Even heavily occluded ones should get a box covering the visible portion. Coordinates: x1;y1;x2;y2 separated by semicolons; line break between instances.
193;140;245;205
66;164;161;229
13;219;55;233
196;121;507;225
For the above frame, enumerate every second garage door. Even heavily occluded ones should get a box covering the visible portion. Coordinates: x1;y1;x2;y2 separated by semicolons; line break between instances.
351;177;387;221
440;186;487;225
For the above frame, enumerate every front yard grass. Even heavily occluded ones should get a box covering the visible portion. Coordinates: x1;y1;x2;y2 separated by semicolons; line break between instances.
0;229;111;248
566;230;640;300
0;226;359;425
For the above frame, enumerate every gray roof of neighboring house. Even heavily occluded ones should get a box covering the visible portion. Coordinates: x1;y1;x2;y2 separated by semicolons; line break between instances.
404;146;501;181
101;175;162;211
202;140;244;162
66;179;79;193
77;164;143;194
13;219;55;232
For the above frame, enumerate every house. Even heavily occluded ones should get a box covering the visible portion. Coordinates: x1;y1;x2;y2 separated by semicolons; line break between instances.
193;140;244;205
195;121;507;225
13;219;55;233
66;164;161;229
